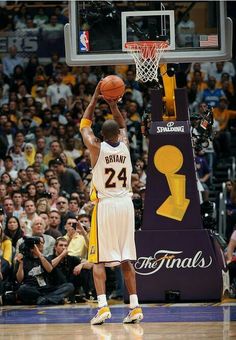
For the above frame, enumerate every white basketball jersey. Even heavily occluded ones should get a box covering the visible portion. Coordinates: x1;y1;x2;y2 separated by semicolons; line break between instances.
92;141;133;198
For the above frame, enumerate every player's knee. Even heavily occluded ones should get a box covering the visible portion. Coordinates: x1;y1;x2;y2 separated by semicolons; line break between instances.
121;261;133;273
93;263;106;279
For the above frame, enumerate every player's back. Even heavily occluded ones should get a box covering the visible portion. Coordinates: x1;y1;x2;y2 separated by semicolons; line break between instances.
92;141;132;199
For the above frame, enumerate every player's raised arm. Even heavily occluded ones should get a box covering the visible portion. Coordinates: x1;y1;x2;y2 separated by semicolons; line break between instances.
106;100;129;146
107;100;125;128
79;82;101;143
79;82;102;166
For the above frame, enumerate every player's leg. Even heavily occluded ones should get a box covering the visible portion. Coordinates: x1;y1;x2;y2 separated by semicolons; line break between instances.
121;260;137;295
93;263;106;296
121;261;143;323
91;263;111;325
118;197;143;323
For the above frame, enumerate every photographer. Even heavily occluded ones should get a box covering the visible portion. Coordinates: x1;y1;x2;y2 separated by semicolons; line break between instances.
132;193;144;231
194;147;211;202
191;104;215;150
190;104;216;202
64;217;88;258
15;236;74;305
49;237;94;301
16;217;55;257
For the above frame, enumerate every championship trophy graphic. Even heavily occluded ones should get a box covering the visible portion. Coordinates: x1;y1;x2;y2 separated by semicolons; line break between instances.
154;145;190;221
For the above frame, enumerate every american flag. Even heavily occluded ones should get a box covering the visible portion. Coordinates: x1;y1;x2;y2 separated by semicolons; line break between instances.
199;35;218;47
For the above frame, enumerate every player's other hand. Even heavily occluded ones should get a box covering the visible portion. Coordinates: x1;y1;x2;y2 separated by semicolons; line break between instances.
103;97;121;106
93;81;103;100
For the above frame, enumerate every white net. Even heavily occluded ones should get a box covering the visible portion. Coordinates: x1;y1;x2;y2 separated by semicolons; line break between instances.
125;41;169;83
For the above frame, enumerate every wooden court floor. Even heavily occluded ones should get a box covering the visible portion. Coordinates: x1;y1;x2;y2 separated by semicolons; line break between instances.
1;299;236;339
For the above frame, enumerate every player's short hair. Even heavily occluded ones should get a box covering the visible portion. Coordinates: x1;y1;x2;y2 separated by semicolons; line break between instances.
102;120;119;140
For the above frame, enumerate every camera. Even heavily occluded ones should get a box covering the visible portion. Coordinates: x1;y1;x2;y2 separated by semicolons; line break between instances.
200;201;216;231
141;110;152;137
133;198;143;210
72;222;77;229
133;198;143;230
19;236;41;256
190;105;214;150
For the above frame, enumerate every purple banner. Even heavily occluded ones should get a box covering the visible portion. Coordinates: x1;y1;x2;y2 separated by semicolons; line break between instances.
143;131;202;230
134;230;223;302
0;30;65;59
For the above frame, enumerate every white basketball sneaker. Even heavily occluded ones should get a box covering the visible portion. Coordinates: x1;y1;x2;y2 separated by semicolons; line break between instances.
90;306;112;325
123;307;143;324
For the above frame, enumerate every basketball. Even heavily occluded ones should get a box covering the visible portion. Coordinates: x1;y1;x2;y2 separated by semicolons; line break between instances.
100;75;125;100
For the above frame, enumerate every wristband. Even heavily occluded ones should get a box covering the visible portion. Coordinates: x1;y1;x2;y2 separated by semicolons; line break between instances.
80;118;92;132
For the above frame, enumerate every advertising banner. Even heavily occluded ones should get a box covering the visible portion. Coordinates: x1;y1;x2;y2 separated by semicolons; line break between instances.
134;229;223;302
0;29;65;59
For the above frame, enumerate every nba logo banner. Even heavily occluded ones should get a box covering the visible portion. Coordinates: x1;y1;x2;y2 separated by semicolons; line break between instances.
79;31;89;52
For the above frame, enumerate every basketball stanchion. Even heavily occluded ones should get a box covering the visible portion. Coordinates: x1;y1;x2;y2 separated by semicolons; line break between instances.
124;40;169;82
124;39;228;303
62;0;233;306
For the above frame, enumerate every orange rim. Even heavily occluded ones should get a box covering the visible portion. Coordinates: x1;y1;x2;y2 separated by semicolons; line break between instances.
125;41;169;59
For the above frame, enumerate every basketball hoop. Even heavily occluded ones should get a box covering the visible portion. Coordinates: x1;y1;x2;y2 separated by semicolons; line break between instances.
125;41;169;83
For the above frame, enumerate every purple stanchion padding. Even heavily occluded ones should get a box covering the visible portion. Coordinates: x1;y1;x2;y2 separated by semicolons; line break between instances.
143;89;201;230
174;88;189;121
135;88;225;302
134;229;223;302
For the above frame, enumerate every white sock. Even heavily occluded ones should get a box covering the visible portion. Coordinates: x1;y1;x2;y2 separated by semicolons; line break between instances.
98;294;108;308
129;294;139;309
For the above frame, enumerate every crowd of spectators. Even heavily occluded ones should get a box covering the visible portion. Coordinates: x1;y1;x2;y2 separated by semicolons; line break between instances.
0;40;151;305
0;2;236;305
0;2;68;31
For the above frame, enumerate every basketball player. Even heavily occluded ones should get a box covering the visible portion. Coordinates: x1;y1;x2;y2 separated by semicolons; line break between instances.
79;82;143;325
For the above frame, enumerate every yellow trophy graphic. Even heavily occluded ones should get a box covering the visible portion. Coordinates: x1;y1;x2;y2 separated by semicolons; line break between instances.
154;145;190;221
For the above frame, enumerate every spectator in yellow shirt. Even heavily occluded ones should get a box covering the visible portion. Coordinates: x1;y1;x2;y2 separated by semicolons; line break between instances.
43;140;75;168
213;97;236;131
61;63;76;87
0;224;12;281
64;217;88;259
216;73;234;96
187;70;207;93
213;97;236;158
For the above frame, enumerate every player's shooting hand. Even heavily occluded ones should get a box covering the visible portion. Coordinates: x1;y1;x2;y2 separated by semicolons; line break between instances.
120;109;127;120
93;81;103;100
103;97;121;107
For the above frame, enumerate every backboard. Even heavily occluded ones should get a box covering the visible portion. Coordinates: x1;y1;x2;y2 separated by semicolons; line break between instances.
64;1;232;66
